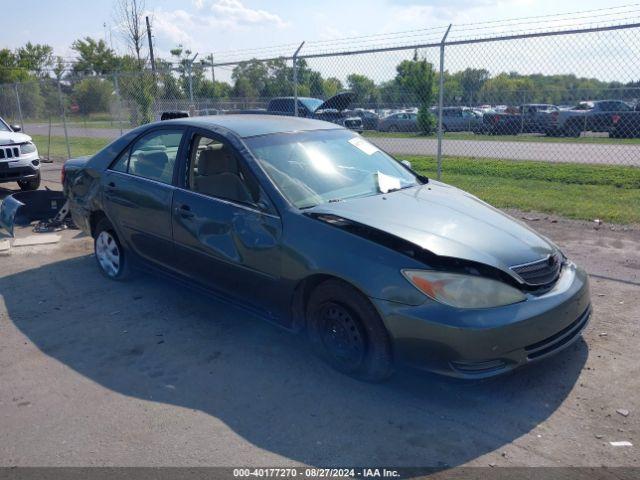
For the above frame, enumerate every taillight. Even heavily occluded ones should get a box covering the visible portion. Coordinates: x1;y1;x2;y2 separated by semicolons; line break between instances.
493;116;500;124
612;114;621;124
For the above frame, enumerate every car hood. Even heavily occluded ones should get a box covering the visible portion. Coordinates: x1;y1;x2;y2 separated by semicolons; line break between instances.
315;92;355;112
309;181;556;273
0;131;31;145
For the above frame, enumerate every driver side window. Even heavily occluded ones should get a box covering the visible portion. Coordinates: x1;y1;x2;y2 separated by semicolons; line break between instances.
187;135;270;210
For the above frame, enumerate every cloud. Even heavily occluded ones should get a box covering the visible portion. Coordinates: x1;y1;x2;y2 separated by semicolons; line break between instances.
152;10;197;46
149;0;288;54
209;0;288;28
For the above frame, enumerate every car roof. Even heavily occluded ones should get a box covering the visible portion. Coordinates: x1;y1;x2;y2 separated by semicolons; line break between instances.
159;114;343;138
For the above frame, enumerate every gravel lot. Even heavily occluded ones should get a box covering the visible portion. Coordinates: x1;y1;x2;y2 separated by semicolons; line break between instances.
0;172;638;468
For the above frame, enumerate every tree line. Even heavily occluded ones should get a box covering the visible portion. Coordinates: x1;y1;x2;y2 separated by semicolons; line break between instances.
1;34;639;128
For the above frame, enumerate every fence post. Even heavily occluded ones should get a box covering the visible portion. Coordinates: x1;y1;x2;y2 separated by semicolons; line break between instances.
113;72;124;136
293;42;305;117
56;78;71;160
520;91;526;134
14;83;24;131
436;24;452;181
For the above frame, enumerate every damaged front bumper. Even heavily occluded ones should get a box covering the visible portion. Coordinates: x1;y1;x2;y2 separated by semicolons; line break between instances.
374;262;591;378
0;190;66;237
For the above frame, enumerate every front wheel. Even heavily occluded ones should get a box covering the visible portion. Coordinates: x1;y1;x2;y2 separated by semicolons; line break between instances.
17;172;41;191
94;218;130;280
306;279;393;382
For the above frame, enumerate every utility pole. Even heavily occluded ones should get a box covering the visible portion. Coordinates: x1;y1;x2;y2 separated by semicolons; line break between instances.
187;53;199;104
209;54;215;83
146;16;156;74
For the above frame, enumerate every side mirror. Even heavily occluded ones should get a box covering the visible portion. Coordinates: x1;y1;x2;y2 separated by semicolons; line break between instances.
10;125;21;132
401;160;412;169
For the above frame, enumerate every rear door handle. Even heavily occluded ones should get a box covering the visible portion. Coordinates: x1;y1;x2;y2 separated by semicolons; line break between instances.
177;204;194;219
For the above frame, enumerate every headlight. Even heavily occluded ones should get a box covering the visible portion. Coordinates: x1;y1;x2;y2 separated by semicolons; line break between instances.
20;142;37;155
402;269;526;309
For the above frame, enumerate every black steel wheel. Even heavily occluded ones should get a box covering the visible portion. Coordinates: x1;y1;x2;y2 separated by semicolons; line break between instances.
318;302;366;370
306;279;393;382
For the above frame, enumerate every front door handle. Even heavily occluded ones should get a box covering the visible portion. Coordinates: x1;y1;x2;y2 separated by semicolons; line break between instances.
177;204;195;219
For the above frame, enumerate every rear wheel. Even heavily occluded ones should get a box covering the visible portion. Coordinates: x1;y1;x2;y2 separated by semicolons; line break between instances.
94;218;130;280
306;279;393;382
387;125;398;133
564;121;582;138
17;172;41;191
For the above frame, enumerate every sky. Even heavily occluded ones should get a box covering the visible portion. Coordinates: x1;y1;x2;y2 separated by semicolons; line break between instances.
3;0;639;83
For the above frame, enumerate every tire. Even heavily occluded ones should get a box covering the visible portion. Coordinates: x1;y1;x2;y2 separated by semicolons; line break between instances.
564;122;581;138
17;172;41;191
306;279;394;382
94;217;130;281
387;125;398;133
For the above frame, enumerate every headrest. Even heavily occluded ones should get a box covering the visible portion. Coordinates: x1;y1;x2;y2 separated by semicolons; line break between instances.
198;147;238;175
139;150;168;168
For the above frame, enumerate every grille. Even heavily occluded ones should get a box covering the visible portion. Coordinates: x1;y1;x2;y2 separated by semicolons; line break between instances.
0;146;20;159
344;119;363;128
510;252;562;286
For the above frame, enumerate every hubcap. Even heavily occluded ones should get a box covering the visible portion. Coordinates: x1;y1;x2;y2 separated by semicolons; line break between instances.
319;302;365;368
96;231;121;277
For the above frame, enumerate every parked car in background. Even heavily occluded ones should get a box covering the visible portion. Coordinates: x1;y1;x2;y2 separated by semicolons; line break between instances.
546;100;633;137
346;109;380;130
0;117;41;191
265;93;363;132
436;107;483;132
476;110;522;135
377;112;418;132
519;104;559;133
610;101;640;138
63;115;591;381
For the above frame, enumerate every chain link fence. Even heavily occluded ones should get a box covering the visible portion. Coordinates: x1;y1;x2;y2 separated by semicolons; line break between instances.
1;22;639;224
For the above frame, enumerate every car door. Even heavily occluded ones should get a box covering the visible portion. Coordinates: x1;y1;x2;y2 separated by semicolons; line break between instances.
171;129;285;320
102;127;186;269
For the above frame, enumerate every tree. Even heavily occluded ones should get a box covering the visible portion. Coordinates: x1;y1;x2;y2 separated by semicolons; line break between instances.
114;0;147;68
346;74;378;107
394;53;436;133
73;77;113;114
322;77;343;98
16;43;53;78
395;53;435;106
71;37;118;75
458;68;490;104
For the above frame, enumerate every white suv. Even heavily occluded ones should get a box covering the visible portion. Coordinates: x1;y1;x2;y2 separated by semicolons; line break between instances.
0;116;40;191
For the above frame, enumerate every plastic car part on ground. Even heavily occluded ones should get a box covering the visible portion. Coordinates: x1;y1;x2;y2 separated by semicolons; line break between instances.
0;189;67;237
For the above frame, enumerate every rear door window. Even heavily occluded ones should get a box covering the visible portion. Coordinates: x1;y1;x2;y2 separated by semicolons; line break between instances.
110;129;184;184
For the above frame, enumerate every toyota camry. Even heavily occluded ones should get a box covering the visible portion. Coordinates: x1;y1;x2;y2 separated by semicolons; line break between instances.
62;115;591;381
